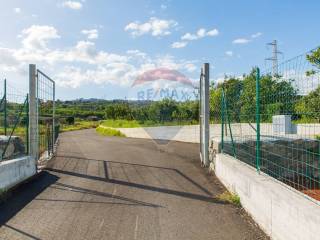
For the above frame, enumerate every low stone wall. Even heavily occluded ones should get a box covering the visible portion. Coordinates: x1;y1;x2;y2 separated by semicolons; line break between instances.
213;153;320;240
221;137;320;178
0;156;36;191
116;123;320;144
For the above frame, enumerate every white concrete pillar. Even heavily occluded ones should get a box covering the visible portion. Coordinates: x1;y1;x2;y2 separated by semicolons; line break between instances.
29;64;38;163
201;63;210;167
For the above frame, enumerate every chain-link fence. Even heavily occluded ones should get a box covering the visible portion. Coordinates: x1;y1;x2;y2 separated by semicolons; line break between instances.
0;79;29;161
213;47;320;201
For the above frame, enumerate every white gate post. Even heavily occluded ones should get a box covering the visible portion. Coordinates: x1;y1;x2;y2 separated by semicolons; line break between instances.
29;64;38;163
201;63;210;167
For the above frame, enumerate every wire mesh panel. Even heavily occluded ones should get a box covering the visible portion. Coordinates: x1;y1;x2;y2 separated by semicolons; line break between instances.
37;70;55;161
216;47;320;201
0;79;28;161
260;48;320;200
211;73;258;168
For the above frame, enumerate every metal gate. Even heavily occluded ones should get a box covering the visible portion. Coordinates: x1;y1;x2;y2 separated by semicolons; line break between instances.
37;70;55;162
28;64;56;165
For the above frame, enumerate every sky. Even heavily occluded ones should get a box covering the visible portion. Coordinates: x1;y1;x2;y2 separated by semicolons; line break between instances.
0;0;319;100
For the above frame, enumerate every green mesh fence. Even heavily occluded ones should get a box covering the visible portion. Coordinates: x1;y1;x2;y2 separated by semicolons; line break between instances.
214;47;320;201
0;79;29;161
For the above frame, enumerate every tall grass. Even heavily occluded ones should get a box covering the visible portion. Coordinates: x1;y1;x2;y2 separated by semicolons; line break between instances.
60;121;99;132
96;126;126;137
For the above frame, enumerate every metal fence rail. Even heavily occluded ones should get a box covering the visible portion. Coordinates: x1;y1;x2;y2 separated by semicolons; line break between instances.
215;47;320;201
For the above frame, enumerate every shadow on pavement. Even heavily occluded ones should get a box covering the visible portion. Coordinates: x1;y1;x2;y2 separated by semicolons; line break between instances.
47;155;226;205
0;172;59;227
49;182;162;208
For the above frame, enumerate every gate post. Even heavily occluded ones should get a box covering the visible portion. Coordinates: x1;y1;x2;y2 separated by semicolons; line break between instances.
200;63;210;167
29;64;38;163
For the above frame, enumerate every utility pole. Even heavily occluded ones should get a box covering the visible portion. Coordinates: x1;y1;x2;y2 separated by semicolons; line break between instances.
265;40;282;76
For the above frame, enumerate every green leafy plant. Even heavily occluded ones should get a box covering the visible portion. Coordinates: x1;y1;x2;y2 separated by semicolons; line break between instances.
217;191;241;206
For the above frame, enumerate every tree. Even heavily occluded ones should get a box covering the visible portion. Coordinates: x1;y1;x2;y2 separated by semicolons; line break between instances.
295;48;320;122
210;77;242;123
307;47;320;68
295;86;320;122
240;69;297;122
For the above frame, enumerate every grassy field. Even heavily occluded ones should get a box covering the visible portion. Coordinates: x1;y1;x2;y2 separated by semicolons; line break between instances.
96;126;126;137
100;119;198;128
60;121;99;132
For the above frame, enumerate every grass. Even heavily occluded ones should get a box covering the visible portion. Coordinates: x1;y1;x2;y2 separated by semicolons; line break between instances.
100;119;198;128
96;126;126;137
217;191;241;206
60;120;99;132
100;119;141;128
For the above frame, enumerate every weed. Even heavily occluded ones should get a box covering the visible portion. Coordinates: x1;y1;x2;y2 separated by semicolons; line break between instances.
217;191;241;206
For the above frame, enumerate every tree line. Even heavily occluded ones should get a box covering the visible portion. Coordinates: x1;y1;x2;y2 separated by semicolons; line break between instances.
55;48;320;124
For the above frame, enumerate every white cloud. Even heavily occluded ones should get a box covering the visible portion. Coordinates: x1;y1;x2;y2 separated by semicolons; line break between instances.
81;29;98;39
181;28;219;41
125;17;178;37
207;29;219;36
233;32;262;44
62;1;83;10
232;38;251;44
173;27;218;48
171;41;188;49
21;25;60;50
14;8;21;14
0;25;197;89
251;32;262;38
225;51;233;57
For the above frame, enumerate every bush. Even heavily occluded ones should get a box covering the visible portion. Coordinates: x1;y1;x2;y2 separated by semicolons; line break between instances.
66;116;75;125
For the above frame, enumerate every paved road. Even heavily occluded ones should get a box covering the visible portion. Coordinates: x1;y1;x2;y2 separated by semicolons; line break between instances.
0;129;268;240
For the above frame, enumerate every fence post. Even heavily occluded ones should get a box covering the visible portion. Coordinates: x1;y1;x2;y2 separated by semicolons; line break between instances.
256;67;261;172
200;63;210;167
221;90;224;152
29;64;38;163
52;81;55;150
199;70;203;159
26;94;29;155
4;79;7;136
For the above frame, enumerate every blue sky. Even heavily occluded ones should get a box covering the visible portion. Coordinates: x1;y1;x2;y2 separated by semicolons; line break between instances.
0;0;319;100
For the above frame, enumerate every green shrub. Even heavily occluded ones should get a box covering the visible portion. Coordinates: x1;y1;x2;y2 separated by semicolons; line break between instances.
217;191;241;206
66;116;75;125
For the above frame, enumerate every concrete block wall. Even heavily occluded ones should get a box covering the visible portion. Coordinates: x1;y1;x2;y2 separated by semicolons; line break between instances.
0;156;36;191
213;153;320;240
116;123;320;144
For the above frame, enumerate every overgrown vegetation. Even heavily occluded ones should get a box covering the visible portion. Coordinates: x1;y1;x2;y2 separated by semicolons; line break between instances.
59;120;99;132
217;191;241;206
96;126;126;137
